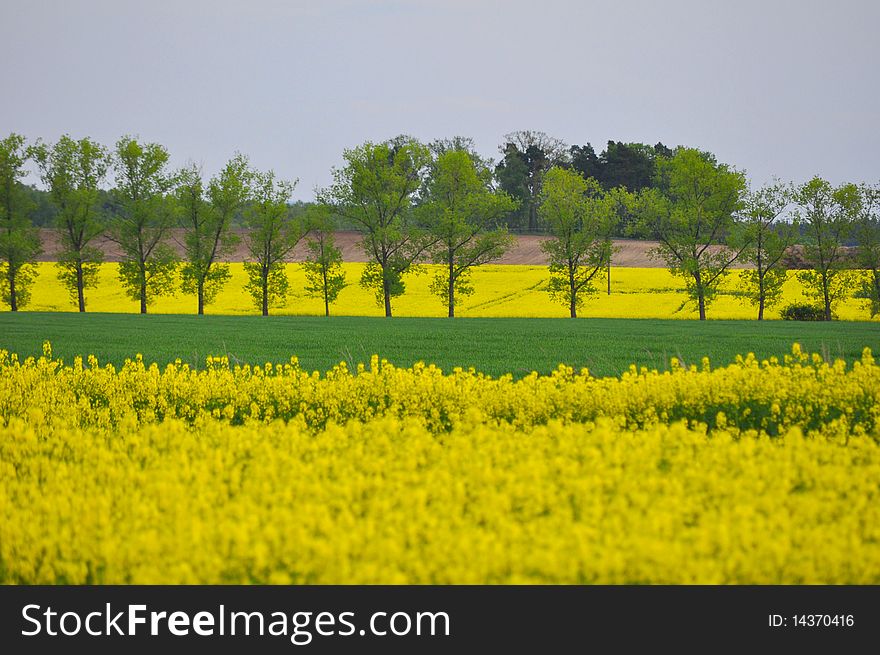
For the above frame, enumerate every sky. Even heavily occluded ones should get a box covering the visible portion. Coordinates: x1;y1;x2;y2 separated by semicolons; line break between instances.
2;0;879;199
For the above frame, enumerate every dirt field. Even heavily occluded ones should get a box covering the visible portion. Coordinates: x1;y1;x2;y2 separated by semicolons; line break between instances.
36;229;740;268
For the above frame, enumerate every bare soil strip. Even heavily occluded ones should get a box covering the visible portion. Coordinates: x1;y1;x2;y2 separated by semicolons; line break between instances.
35;229;695;267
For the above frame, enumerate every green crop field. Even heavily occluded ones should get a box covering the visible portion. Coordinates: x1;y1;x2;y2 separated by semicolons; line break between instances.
1;312;877;377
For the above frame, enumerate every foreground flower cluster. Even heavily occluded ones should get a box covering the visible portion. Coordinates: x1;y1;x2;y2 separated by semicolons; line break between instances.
1;344;879;583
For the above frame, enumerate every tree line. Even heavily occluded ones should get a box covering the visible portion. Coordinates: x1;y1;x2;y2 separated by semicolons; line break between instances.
1;131;879;320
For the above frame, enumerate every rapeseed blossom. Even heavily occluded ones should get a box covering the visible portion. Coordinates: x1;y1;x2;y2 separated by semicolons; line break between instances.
0;343;878;583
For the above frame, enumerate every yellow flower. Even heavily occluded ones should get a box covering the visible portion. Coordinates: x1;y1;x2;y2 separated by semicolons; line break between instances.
0;344;878;584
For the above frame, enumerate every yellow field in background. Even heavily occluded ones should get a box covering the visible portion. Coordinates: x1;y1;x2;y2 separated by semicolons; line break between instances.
21;262;873;320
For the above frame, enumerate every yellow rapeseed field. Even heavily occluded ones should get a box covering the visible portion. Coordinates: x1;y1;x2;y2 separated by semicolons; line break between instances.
1;343;879;583
21;262;874;319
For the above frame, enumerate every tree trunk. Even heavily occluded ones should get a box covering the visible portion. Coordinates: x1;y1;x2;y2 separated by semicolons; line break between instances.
8;270;16;312
139;270;147;315
606;256;611;295
382;266;392;318
569;266;577;318
197;279;205;316
448;256;455;318
261;270;269;317
76;261;86;312
322;266;329;317
757;274;765;321
755;247;763;321
694;270;706;320
822;272;831;321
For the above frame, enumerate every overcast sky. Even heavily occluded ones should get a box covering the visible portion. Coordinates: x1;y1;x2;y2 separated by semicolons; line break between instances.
2;0;878;199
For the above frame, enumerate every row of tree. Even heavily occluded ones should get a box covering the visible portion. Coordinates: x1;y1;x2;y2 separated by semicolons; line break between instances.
0;134;346;317
636;152;879;321
2;132;879;320
15;132;682;235
540;150;879;321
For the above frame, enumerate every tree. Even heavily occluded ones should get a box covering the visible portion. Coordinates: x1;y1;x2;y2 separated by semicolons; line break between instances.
569;144;602;183
503;130;569;165
793;177;859;321
495;131;568;231
20;184;58;226
301;206;346;317
422;149;517;317
602;187;634;293
600;141;657;191
737;181;797;320
429;136;492;171
538;167;624;318
569;141;673;236
178;155;250;314
653;142;674;159
177;165;223;314
321;137;433;317
570;141;674;194
107;136;177;314
243;170;303;316
0;134;41;311
494;144;530;230
635;148;746;320
31;135;110;312
853;183;880;317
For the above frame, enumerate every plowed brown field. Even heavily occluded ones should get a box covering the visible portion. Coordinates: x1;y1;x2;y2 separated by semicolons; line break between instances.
36;229;707;267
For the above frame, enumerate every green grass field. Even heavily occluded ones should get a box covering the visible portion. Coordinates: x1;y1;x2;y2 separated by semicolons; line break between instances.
1;312;878;377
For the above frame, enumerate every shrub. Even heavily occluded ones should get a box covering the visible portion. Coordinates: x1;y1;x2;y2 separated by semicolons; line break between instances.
780;303;829;321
